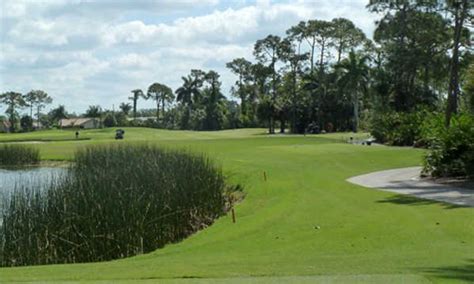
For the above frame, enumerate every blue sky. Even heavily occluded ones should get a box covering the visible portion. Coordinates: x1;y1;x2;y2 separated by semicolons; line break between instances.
0;0;378;114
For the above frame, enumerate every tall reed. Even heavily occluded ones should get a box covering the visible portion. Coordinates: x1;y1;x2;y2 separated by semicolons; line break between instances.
0;144;233;266
0;144;40;166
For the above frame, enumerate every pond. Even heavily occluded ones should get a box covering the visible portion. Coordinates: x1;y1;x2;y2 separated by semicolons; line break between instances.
0;167;67;197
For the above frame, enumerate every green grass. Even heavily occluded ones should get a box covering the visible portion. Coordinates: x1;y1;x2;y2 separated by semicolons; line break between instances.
0;128;472;283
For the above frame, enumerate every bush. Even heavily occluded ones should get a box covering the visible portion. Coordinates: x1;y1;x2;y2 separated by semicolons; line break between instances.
103;113;117;127
370;110;427;146
20;115;33;132
0;144;40;166
0;144;235;266
422;113;474;179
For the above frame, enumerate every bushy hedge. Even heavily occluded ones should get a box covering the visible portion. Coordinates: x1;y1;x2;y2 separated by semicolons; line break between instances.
1;145;236;266
422;114;474;178
370;110;427;146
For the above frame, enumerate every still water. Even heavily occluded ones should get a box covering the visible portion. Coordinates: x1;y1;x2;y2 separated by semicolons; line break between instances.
0;167;67;197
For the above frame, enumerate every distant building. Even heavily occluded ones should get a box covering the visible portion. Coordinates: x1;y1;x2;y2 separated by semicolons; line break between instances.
0;120;11;133
59;118;99;129
32;121;43;129
126;117;156;122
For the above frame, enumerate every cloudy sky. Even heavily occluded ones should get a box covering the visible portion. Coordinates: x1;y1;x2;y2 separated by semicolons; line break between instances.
0;0;379;114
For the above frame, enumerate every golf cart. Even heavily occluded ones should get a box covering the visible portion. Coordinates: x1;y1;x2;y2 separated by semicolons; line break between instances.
115;129;125;139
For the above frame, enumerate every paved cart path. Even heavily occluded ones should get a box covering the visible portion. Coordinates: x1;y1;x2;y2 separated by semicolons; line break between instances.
347;167;474;207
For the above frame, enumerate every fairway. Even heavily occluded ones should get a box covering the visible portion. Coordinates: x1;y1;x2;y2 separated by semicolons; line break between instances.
0;128;472;283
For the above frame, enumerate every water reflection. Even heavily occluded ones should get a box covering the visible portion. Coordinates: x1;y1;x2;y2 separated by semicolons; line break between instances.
0;167;67;196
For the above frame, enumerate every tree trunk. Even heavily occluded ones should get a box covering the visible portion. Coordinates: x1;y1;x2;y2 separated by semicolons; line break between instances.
292;68;297;133
133;99;137;120
156;99;160;122
446;0;468;127
353;93;359;133
280;118;285;133
162;97;165;122
310;38;315;74
337;41;343;64
319;39;326;73
36;106;40;129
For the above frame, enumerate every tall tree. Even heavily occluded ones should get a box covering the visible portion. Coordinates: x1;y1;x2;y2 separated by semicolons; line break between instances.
254;35;283;134
49;105;68;125
202;70;226;130
370;0;450;111
336;50;370;132
464;63;474;114
129;89;145;120
286;20;322;73
279;38;308;133
445;0;471;126
176;74;202;129
24;90;53;128
0;92;25;132
226;58;253;117
147;83;175;121
331;18;367;63
24;91;37;119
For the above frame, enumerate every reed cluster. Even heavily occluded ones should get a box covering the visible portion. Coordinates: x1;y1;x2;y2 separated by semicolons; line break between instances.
0;144;231;266
0;144;40;166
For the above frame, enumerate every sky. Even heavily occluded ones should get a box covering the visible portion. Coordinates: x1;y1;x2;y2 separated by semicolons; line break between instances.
0;0;379;114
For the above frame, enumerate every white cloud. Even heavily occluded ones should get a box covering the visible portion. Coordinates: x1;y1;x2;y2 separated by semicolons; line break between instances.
0;0;378;114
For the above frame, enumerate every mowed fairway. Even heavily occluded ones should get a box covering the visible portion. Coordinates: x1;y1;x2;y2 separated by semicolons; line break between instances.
0;128;472;283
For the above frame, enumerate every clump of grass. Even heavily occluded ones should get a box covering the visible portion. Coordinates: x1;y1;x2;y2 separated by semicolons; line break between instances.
0;144;40;166
0;144;235;266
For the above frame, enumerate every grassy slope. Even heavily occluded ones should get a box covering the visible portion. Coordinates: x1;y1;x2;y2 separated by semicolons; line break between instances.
0;128;472;283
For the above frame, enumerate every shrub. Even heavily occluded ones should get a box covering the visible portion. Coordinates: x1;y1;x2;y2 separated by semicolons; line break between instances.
0;145;235;266
20;115;33;132
103;113;117;127
422;113;474;179
370;110;427;146
0;144;40;166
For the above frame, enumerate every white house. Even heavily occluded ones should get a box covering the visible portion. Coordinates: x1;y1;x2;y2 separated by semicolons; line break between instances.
59;118;99;129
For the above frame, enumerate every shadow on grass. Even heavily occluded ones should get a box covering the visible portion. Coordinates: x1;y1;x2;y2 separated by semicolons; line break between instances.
422;259;474;282
377;195;467;209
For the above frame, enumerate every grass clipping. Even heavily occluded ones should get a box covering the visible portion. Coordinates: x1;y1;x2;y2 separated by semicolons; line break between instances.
0;144;240;266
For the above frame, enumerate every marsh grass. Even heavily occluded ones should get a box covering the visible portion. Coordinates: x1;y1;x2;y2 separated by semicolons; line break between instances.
0;144;40;166
0;144;233;266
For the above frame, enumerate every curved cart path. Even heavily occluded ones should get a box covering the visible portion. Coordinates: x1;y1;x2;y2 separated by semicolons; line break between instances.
347;167;474;207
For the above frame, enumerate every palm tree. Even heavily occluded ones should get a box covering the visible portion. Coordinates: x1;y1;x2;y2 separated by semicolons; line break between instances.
147;83;175;121
175;76;201;105
175;76;201;129
129;89;145;120
335;50;370;132
119;102;132;116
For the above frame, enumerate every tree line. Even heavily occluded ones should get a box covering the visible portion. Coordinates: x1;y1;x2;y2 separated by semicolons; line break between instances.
120;0;472;134
1;0;472;135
